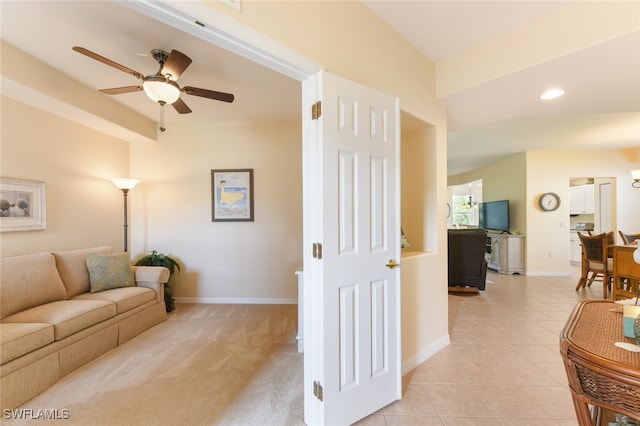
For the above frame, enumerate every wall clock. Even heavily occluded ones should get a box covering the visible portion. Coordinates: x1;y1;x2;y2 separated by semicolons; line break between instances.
539;192;561;211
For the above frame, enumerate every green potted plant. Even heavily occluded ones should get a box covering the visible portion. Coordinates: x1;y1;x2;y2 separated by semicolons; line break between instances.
134;251;181;312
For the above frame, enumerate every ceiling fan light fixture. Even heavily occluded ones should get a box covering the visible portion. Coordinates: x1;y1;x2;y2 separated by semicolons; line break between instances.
142;76;180;104
540;88;565;100
73;46;233;112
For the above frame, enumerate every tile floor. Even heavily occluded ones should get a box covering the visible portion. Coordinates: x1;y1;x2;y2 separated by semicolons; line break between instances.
358;265;605;425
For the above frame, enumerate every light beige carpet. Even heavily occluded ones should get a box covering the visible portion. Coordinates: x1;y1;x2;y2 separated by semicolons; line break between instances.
6;304;304;425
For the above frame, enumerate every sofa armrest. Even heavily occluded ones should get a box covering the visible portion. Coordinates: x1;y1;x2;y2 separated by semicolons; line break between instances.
133;266;170;304
134;266;170;283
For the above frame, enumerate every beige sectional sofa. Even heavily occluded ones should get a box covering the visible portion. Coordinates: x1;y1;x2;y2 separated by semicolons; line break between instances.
0;246;169;410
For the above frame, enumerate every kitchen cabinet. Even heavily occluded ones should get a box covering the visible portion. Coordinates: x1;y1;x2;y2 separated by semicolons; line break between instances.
485;232;525;274
570;184;594;214
570;231;582;265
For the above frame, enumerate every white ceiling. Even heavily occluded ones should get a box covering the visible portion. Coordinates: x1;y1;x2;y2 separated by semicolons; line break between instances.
364;1;640;175
0;1;301;124
1;1;639;176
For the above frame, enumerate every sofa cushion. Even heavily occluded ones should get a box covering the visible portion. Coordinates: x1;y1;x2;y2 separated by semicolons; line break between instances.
86;252;135;293
2;300;116;340
52;247;113;298
0;252;68;319
73;287;155;314
0;323;54;364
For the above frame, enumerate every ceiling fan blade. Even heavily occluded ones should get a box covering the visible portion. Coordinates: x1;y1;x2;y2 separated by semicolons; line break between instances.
99;86;143;95
162;50;192;81
172;97;192;114
73;46;144;80
183;86;234;103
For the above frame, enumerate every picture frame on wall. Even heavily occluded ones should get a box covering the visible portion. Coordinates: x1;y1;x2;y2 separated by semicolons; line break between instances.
0;178;46;232
211;169;254;222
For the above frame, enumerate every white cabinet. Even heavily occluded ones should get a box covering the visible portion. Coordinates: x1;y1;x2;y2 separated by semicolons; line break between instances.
570;184;595;214
485;233;525;274
570;232;582;265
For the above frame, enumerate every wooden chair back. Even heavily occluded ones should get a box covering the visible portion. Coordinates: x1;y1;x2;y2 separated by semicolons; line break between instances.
618;231;640;245
577;232;613;298
579;232;607;264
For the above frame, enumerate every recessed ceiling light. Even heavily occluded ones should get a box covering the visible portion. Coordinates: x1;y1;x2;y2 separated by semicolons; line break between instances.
540;89;565;100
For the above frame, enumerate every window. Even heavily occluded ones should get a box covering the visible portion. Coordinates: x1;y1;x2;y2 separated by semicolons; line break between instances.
452;195;479;227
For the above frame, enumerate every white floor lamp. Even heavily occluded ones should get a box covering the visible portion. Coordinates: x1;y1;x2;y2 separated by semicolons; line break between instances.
111;178;140;252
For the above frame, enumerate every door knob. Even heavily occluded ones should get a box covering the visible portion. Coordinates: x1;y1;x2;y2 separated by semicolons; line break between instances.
386;258;400;269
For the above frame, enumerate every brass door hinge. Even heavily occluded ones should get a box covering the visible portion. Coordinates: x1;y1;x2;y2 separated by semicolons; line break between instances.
312;242;323;259
313;380;324;401
311;101;322;120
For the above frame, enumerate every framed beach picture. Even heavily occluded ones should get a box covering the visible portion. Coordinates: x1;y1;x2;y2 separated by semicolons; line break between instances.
0;178;46;232
211;169;254;222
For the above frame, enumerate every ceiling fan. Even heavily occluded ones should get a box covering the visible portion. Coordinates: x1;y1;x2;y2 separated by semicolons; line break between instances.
72;46;235;117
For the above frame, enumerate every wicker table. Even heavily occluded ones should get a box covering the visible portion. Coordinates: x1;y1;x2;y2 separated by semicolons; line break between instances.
560;300;640;424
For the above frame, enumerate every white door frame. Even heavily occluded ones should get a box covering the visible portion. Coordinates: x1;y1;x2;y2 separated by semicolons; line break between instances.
121;0;323;82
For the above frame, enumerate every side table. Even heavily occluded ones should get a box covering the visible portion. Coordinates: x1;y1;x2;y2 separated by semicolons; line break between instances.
560;300;640;424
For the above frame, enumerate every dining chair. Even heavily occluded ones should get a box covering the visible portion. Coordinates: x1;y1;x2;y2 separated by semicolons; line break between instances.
618;231;640;245
575;232;613;299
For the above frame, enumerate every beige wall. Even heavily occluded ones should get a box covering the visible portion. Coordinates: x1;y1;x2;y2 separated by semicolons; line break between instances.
449;153;527;234
129;120;303;301
450;148;640;275
1;41;156;142
0;96;129;256
197;1;443;126
400;124;449;370
401;127;435;253
526;149;640;275
0;94;304;301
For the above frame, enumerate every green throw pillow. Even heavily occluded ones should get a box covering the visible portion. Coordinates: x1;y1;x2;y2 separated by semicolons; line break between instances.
86;252;135;293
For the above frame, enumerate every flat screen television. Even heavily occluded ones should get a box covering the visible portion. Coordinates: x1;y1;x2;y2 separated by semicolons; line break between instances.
479;200;509;233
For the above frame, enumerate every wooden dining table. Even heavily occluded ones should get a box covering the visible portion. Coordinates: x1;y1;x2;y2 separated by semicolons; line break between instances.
611;245;640;301
560;300;640;425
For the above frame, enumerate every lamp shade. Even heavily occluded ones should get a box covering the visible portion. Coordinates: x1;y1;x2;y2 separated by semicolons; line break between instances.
111;178;140;190
142;77;180;104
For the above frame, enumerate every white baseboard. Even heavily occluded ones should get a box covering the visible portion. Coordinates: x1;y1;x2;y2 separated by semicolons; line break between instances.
174;297;298;305
525;270;573;277
401;334;450;376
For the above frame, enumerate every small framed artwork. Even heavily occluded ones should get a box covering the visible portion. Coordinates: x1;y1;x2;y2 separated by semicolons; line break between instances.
211;169;254;222
0;178;46;232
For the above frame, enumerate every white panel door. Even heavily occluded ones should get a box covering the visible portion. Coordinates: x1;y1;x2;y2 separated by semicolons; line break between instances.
303;71;401;426
599;183;612;233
